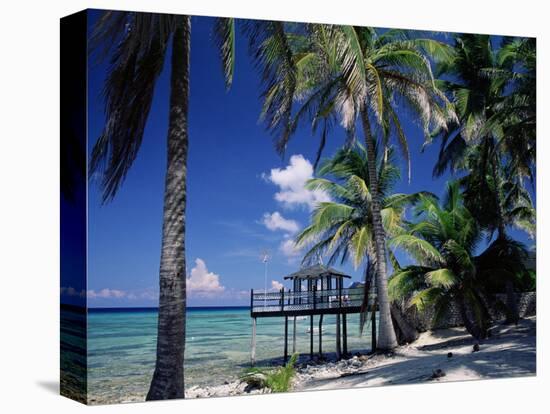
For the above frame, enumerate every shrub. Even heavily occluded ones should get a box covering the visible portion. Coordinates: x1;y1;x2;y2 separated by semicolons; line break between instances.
241;353;298;393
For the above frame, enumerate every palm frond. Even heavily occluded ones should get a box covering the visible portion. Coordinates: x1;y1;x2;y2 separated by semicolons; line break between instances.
390;234;444;264
90;12;175;202
214;17;236;89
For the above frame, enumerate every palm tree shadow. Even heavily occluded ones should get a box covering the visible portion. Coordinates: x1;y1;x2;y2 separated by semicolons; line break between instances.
36;381;59;395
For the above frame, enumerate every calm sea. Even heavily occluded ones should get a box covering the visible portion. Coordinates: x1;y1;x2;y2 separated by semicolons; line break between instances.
83;307;375;403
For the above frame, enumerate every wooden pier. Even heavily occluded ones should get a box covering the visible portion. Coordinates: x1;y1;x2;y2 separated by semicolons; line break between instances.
249;265;376;364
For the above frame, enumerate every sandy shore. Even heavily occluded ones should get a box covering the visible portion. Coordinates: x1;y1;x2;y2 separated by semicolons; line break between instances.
187;316;536;399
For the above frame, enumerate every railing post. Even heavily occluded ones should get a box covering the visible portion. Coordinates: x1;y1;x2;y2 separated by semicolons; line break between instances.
313;285;317;310
250;289;253;314
281;288;284;311
338;279;342;308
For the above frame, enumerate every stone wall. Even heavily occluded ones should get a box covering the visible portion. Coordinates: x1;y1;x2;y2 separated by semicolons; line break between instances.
405;292;536;332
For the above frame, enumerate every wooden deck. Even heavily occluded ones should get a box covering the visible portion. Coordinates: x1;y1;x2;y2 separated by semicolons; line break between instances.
250;287;365;317
249;286;379;364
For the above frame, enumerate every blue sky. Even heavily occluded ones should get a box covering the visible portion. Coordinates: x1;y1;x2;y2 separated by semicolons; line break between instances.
60;12;534;308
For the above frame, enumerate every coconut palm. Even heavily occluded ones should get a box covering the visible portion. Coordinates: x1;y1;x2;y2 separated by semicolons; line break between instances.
296;144;429;344
485;37;536;181
90;12;235;400
248;24;455;349
388;181;528;340
432;34;535;322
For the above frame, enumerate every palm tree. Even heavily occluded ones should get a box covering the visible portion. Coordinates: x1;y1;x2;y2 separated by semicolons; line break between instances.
433;34;535;323
248;24;455;349
388;182;528;340
296;144;428;344
90;12;235;400
486;37;536;182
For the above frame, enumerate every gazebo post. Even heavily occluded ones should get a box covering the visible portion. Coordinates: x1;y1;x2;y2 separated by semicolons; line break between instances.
342;313;348;356
310;315;314;359
292;316;297;354
336;313;341;359
318;314;324;358
336;278;342;359
284;316;289;363
251;317;257;365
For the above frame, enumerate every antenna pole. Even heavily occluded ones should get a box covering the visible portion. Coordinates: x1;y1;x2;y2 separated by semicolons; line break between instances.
260;250;271;308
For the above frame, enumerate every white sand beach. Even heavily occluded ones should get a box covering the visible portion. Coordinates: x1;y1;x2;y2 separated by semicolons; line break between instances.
187;316;536;399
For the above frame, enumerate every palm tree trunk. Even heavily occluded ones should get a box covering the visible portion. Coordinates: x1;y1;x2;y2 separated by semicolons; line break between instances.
490;157;519;324
457;295;487;340
360;109;398;350
390;302;419;344
147;17;191;401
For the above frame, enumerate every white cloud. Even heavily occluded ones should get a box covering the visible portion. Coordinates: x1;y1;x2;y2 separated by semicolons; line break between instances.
279;238;302;259
261;211;300;234
270;280;284;291
61;286;86;298
187;258;225;298
87;288;127;299
264;154;330;210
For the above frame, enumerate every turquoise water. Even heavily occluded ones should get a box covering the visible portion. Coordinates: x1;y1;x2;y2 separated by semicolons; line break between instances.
87;307;375;402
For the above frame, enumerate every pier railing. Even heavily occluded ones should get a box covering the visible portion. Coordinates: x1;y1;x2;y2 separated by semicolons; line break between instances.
250;287;367;315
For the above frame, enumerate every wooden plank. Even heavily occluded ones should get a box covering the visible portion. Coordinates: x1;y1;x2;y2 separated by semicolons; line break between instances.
250;305;364;318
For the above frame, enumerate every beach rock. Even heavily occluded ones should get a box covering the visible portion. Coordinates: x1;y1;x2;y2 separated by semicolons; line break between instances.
431;369;446;379
241;372;268;389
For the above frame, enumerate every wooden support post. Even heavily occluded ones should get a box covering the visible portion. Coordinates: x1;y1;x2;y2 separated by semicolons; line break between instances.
310;315;314;359
336;313;341;359
292;316;297;354
251;317;257;365
284;316;289;363
371;304;377;352
318;314;324;358
342;313;348;357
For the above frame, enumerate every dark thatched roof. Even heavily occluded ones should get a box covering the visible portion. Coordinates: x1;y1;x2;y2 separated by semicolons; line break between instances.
283;265;351;280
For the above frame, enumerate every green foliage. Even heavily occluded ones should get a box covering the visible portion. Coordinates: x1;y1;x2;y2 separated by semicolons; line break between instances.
296;145;422;269
241;354;298;393
388;181;529;339
431;33;536;244
249;24;455;170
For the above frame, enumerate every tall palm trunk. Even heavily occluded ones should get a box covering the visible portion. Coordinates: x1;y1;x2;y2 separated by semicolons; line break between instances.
360;109;398;350
490;157;519;324
457;295;488;340
363;249;417;345
147;17;191;401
